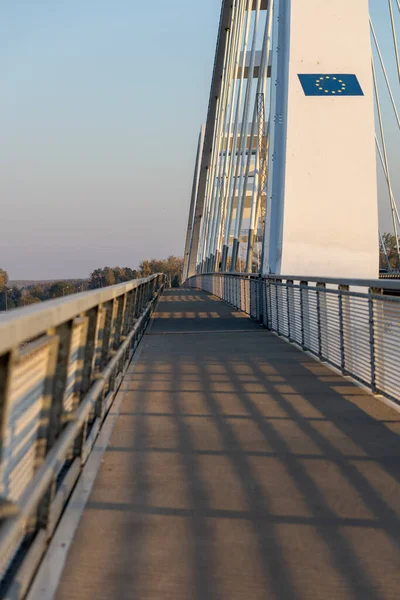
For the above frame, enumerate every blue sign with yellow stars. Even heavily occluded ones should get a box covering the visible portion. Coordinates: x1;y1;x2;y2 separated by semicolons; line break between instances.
298;74;364;96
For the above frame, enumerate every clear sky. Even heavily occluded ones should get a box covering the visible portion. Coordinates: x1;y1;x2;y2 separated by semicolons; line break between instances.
0;0;398;279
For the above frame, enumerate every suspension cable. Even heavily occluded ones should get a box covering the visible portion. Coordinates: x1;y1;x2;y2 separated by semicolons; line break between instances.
387;0;400;82
376;136;400;228
370;19;400;128
372;60;400;262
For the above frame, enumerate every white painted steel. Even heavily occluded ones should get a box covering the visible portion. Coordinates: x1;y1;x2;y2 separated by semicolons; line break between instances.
208;0;247;261
232;0;262;243
184;1;398;280
203;3;238;263
183;125;206;280
234;1;274;253
211;1;249;262
222;0;254;251
216;3;248;254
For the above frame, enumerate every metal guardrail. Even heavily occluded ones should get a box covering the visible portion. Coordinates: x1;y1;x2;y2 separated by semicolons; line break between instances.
0;274;165;599
379;272;400;280
185;273;400;406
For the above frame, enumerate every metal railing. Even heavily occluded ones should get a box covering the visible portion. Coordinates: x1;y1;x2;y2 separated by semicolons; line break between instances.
185;272;400;406
0;274;165;599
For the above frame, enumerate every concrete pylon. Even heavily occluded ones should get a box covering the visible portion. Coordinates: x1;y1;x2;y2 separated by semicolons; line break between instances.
263;0;378;279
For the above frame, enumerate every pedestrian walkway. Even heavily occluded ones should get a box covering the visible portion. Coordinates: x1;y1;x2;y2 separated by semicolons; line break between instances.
55;289;400;600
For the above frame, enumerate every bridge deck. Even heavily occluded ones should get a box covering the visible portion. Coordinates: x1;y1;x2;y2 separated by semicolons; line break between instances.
55;289;400;600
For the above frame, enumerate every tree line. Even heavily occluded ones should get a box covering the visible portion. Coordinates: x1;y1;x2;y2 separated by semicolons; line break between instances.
1;235;398;311
0;256;183;311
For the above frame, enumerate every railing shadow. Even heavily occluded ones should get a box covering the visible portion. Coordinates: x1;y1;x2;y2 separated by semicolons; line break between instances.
56;289;400;600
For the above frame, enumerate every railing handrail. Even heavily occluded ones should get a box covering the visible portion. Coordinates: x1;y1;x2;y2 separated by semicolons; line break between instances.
191;272;400;290
0;273;166;597
0;274;162;355
0;297;158;573
185;272;400;408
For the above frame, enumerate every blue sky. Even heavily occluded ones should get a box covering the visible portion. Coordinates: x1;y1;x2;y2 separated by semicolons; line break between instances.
0;1;398;279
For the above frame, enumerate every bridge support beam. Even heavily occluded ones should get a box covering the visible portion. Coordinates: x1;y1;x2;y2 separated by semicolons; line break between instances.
245;227;256;272
221;244;229;272
263;0;378;279
231;238;240;272
183;125;205;281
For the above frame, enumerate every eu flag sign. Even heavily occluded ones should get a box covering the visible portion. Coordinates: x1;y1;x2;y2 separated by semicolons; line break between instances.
298;74;364;96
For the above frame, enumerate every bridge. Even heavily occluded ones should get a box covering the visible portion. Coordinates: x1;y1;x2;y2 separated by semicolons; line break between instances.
1;1;400;599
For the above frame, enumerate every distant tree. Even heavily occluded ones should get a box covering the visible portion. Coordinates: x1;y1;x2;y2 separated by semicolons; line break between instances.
381;233;400;271
49;281;75;298
28;284;47;301
113;267;126;283
139;256;183;287
139;260;152;278
88;266;138;289
0;269;9;291
18;293;41;307
121;267;138;281
10;287;22;306
103;267;116;286
89;268;104;289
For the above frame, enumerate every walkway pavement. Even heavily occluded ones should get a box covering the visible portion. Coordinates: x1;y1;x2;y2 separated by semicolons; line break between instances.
55;289;400;600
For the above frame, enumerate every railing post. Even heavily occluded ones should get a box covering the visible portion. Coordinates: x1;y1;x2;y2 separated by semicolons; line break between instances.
287;280;293;341
338;285;347;375
275;280;280;335
261;277;267;327
137;284;144;315
368;287;378;394
257;276;263;323
300;281;308;350
36;321;75;533
267;278;273;330
316;282;326;359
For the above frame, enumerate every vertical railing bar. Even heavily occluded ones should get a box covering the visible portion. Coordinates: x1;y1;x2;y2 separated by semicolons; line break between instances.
80;307;101;395
268;279;273;330
0;351;18;501
316;284;321;356
286;280;292;341
338;285;347;375
114;294;128;349
275;281;280;335
300;281;306;350
369;287;378;393
37;321;74;533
